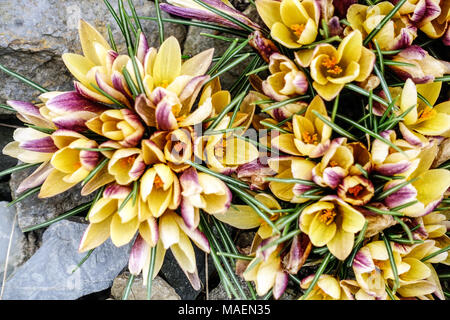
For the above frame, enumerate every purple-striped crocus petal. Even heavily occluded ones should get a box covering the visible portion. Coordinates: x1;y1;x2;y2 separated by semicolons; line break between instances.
411;0;441;26
421;196;444;217
179;75;210;112
399;122;428;147
309;141;331;159
392;68;434;84
284;233;311;274
129;235;149;275
129;155;146;180
384;183;418;208
201;0;261;29
176;219;210;253
121;109;145;148
333;0;358;18
135;94;156;127
236;158;276;190
147;216;160;246
180;167;202;195
46;91;106;114
392;26;417;50
95;72;131;108
293;183;313;197
249;30;280;63
155;101;179;131
184;269;201;291
16;161;53;194
104;183;132;199
392;242;414;255
52;111;98;132
105;50;118;71
375;161;412;176
181;198;197;230
398;45;427;60
150;87;169;106
328;16;343;37
19;136;58;153
352;247;375;274
80;149;100;171
293;72;309;95
257;236;280;262
112;71;133;101
409;218;428;240
321;167;346;189
7;100;41;118
136;32;149;65
273;271;289;300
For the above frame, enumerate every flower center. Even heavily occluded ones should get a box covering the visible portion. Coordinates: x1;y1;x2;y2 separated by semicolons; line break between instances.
417;106;436;122
154;175;164;189
348;184;364;197
290;24;305;37
319;208;337;225
302;131;319;145
322;56;342;75
329;160;339;167
120;155;136;168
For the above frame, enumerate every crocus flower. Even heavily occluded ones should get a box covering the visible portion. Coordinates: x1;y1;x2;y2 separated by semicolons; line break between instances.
255;0;320;48
307;30;376;100
39;91;107;132
107;148;146;185
271;95;332;158
312;138;354;189
159;210;210;290
337;175;375;206
340;279;387;300
262;53;308;101
299;195;366;260
179;167;232;229
388;45;450;83
86;109;145;147
300;274;345;300
243;239;289;299
6;100;55;129
160;0;260;30
384;168;450;217
346;1;417;50
267;157;317;203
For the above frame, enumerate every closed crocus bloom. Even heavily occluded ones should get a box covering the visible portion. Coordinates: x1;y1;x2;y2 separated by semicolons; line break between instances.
346;2;417;50
262;53;308;101
140;163;181;218
422;212;448;239
338;175;375;206
394;79;450;140
179;167;232;229
108;148;146;185
243;240;288;299
300;274;343;300
159;210;210;290
86;109;144;148
307;30;376;100
300;195;366;260
256;0;320;49
39;130;100;198
267;157;317;203
347;142;372;176
389;45;450;83
6;100;56;129
384;168;450;217
312;138;354;189
39;91;107;132
272;95;332;158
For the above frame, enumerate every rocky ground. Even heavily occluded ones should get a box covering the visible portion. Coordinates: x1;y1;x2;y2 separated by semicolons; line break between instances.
0;0;279;300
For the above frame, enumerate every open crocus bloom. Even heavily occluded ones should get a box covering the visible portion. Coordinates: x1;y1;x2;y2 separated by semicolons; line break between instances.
262;53;308;101
384;168;450;217
389;45;450;83
299;195;366;260
346;1;417;50
307;30;375;100
107;148;146;185
267;157;317;203
312;138;354;189
272;95;332;158
300;274;344;300
256;0;320;49
393;79;450;139
337;175;374;206
179;167;232;229
86;109;144;148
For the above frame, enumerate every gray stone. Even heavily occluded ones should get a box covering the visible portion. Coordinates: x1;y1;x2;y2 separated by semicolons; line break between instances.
9;164;96;231
0;0;187;114
111;273;181;300
1;218;132;300
0;202;27;285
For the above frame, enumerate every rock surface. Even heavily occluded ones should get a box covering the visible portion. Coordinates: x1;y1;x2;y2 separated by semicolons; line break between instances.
0;0;187;113
0;202;28;285
111;273;181;300
1;218;131;300
9;164;96;231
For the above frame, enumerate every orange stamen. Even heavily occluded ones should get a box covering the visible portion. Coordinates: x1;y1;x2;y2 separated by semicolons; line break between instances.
322;56;342;75
319;209;337;225
329;160;339;167
417;106;436;122
348;185;364;197
302;131;319;145
290;24;305;37
120;155;136;168
154;175;164;189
